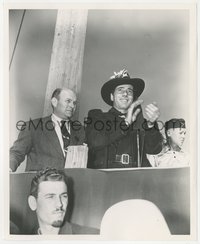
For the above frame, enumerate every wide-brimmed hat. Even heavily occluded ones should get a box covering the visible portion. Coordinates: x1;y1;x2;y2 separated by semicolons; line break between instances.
101;69;145;106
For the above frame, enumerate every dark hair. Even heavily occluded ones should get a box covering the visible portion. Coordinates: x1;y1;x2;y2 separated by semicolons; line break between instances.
164;118;186;148
30;168;67;198
51;88;63;99
51;88;62;110
165;118;186;137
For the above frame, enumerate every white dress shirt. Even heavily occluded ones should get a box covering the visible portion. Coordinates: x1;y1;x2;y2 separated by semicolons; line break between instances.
147;146;189;167
156;148;189;167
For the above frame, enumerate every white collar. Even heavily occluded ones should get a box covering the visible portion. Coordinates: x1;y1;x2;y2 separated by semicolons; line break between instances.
37;228;42;235
164;145;184;153
51;114;70;124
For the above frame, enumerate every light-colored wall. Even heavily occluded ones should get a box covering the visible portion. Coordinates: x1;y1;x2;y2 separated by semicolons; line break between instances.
80;9;189;128
9;10;57;171
9;9;191;172
10;10;57;140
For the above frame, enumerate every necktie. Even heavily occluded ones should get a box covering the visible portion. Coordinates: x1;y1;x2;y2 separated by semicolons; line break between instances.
60;120;70;153
119;114;126;119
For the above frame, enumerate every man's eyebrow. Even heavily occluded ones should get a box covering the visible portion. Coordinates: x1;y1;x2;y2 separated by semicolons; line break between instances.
116;87;133;90
43;193;55;197
65;98;76;102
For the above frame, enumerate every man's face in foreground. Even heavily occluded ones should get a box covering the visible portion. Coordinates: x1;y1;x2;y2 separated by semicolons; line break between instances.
111;84;134;113
35;181;68;228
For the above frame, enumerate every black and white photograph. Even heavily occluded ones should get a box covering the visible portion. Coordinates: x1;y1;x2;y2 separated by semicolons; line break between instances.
4;1;197;241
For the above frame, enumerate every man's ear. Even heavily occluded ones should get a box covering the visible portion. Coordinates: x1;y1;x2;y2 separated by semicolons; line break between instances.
110;93;114;102
51;97;58;108
166;130;171;137
28;195;37;211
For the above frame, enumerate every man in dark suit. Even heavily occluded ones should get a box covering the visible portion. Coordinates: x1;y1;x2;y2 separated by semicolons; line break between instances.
86;69;162;169
10;88;85;172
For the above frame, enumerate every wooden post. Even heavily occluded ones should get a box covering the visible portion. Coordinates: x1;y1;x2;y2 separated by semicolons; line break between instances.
43;10;88;119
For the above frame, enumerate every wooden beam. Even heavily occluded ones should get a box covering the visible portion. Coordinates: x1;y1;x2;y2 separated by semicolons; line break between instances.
43;10;88;119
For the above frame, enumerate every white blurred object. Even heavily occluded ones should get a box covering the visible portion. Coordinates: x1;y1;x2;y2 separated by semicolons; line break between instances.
146;154;157;167
110;69;129;79
100;199;171;240
65;145;88;168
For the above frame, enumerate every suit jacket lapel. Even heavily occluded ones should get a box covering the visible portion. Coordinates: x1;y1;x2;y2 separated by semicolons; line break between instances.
69;121;82;145
42;116;65;159
70;125;78;145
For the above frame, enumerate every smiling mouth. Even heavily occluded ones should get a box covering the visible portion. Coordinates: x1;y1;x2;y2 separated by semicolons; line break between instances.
54;213;64;218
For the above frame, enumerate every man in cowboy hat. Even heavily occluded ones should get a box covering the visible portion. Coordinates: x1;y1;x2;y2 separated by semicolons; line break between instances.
85;69;162;169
